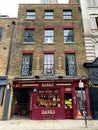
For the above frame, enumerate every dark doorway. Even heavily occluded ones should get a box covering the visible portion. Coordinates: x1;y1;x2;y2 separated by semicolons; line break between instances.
89;87;98;119
12;89;32;118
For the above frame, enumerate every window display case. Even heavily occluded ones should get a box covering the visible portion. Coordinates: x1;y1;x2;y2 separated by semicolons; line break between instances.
64;93;73;119
30;88;65;120
36;89;61;108
64;93;72;109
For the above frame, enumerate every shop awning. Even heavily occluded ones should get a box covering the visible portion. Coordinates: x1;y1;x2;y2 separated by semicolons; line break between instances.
0;76;8;86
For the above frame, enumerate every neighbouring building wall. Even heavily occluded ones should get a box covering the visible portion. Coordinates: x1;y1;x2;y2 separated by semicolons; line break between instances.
0;19;12;75
88;6;98;58
81;0;98;119
0;18;17;120
80;0;98;62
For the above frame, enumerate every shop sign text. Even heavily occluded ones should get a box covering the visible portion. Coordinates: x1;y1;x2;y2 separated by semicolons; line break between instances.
41;110;55;115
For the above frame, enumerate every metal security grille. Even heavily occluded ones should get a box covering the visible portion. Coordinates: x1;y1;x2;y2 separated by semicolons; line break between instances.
21;54;32;77
65;54;76;77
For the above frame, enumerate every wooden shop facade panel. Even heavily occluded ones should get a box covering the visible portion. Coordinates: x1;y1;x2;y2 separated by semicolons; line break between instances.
13;78;91;120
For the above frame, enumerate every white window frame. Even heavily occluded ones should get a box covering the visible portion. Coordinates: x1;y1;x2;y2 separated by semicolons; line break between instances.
64;29;74;43
44;54;54;76
26;10;35;19
63;10;73;19
24;29;34;42
44;10;54;19
44;29;54;43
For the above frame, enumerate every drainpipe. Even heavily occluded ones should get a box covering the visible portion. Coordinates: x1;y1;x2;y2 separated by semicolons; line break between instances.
3;21;15;120
6;21;15;75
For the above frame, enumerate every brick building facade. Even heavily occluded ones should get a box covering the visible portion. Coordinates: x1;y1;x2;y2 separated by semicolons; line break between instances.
0;0;91;120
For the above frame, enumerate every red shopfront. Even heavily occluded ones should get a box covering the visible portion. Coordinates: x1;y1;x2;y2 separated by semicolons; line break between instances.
13;78;91;120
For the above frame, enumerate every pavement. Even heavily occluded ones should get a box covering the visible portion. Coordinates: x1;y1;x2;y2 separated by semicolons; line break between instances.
0;116;98;130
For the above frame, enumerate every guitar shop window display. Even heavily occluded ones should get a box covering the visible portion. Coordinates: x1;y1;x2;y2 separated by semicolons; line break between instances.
36;90;61;108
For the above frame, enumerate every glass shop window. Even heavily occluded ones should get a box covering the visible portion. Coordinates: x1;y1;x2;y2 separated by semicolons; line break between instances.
76;90;86;119
64;93;72;109
36;89;61;108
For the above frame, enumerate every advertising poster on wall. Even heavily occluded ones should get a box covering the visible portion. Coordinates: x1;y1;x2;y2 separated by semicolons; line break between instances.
76;90;86;119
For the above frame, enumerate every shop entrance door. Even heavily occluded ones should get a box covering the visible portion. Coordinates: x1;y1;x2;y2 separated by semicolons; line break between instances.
64;93;73;119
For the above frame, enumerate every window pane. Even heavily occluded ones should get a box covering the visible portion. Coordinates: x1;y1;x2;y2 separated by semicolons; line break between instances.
45;10;54;19
26;10;35;19
25;30;34;36
63;10;72;19
21;54;32;76
44;37;54;43
24;29;34;42
64;29;74;42
44;29;54;43
65;54;76;77
44;54;54;76
64;37;74;43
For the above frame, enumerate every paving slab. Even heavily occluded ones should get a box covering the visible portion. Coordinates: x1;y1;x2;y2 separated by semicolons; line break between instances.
0;118;98;130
